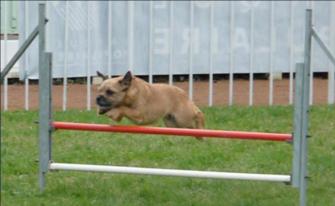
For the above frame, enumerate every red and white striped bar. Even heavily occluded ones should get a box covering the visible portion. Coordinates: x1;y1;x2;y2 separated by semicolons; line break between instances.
52;121;292;142
49;163;291;182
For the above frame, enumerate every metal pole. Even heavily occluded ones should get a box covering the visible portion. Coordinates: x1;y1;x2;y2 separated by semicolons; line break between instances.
299;64;309;206
300;9;312;206
38;3;51;192
292;63;304;188
0;26;40;81
291;10;312;206
308;2;314;106
311;28;335;66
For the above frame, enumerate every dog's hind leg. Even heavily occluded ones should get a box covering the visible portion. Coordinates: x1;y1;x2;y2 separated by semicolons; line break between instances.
166;112;203;140
192;112;205;140
163;114;178;128
194;111;205;129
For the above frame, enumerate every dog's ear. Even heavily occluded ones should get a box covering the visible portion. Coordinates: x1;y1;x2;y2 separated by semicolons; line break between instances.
96;71;108;80
119;71;132;89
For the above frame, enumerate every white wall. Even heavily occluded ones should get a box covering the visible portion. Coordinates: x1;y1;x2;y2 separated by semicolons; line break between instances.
0;39;19;78
18;1;335;79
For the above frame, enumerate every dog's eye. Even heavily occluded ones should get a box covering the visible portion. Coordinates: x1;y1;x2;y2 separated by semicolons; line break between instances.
106;89;114;96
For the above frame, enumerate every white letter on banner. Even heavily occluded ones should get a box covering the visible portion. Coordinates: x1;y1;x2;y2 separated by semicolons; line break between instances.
154;28;169;55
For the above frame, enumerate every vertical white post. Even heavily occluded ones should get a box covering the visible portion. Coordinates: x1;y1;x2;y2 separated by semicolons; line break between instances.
249;3;254;106
149;1;153;84
62;1;69;111
108;1;113;77
308;1;314;105
229;2;234;106
328;1;335;104
128;1;134;72
188;1;194;100
3;1;8;110
86;2;91;110
24;1;30;110
208;2;214;106
269;1;274;106
289;1;294;105
168;1;174;86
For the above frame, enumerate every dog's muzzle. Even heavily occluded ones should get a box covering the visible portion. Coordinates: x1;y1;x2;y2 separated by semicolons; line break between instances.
96;95;112;114
96;95;111;107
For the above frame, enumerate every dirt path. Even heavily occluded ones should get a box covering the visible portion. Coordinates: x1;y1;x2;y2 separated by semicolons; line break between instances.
1;78;329;111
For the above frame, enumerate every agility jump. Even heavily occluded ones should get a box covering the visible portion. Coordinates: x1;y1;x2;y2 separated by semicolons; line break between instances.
1;3;333;206
35;4;310;206
34;3;310;204
49;121;292;183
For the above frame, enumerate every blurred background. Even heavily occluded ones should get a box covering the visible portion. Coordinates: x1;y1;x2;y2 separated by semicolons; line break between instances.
1;1;334;109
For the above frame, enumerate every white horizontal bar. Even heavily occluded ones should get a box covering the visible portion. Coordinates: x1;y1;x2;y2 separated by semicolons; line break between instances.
49;163;290;182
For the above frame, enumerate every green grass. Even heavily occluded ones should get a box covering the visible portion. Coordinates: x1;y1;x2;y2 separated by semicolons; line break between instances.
1;106;335;205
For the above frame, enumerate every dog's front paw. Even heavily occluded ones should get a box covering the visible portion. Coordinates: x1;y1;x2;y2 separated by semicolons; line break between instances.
106;109;123;122
97;106;111;115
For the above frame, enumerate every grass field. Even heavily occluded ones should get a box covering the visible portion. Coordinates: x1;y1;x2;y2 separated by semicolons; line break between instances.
1;106;335;205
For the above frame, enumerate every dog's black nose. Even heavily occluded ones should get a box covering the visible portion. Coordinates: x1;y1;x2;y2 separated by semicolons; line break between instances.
96;95;104;104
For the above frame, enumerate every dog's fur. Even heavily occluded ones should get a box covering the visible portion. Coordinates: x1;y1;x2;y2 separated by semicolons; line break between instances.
96;71;205;129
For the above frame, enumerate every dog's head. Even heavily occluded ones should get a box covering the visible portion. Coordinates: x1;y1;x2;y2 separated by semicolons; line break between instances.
96;71;133;114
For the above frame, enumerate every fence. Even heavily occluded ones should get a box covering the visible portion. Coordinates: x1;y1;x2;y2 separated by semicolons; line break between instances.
1;1;335;110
